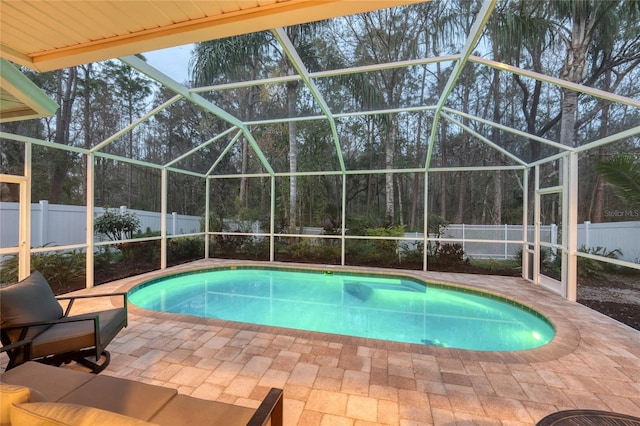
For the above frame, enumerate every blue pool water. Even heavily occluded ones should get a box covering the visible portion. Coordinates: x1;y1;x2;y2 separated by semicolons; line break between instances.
129;267;555;351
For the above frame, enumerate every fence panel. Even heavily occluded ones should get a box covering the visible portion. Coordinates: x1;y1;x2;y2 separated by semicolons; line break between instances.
0;202;202;249
2;202;638;262
578;221;640;263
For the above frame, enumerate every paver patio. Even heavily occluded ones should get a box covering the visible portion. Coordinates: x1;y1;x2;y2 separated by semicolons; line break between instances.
3;259;639;425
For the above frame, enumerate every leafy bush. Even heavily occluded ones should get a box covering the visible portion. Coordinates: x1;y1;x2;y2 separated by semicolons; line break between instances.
288;239;340;262
94;207;141;241
95;207;142;263
364;226;405;260
168;236;204;262
429;243;467;267
0;247;85;293
578;245;622;278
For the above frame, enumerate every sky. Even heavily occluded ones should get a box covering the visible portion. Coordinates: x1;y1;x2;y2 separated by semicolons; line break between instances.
142;44;194;84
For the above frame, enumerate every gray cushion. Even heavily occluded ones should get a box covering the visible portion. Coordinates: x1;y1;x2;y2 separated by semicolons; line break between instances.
59;375;177;421
0;272;63;342
31;308;127;358
0;361;94;402
150;394;255;426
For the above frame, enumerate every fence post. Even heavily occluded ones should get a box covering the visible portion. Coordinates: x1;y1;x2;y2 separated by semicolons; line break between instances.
119;206;127;239
172;212;177;236
504;224;508;260
462;224;465;253
38;200;48;247
584;221;590;249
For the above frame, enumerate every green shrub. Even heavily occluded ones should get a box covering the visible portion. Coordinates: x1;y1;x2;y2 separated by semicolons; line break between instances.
168;236;204;262
578;245;622;278
0;247;85;293
364;226;405;260
429;243;467;267
95;207;142;262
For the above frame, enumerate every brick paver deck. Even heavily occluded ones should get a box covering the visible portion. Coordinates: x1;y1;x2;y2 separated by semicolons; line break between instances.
4;260;640;425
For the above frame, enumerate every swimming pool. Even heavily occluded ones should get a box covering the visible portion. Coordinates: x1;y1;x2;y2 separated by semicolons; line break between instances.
128;267;555;351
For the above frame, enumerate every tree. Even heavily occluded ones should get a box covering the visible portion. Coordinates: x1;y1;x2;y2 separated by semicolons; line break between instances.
191;33;271;208
595;154;640;207
341;6;428;225
103;59;154;207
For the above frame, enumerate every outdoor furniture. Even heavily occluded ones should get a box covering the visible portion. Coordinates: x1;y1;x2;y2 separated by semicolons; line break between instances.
536;409;640;425
0;271;127;373
0;361;283;426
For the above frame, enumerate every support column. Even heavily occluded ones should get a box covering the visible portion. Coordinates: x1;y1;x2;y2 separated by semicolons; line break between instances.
423;171;429;271
161;168;167;269
566;152;579;301
19;143;32;280
85;153;95;288
38;200;48;247
270;176;275;262
341;176;346;266
522;168;529;280
205;178;210;259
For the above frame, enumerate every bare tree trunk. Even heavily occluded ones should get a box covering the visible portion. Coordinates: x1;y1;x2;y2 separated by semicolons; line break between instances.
439;120;448;219
385;120;396;225
410;67;428;229
50;67;78;203
81;64;93;204
491;67;502;225
366;117;374;209
455;172;465;224
493;171;502;224
287;80;298;233
397;174;404;227
559;13;591;148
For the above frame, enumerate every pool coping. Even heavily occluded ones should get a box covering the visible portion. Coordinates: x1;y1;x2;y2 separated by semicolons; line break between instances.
113;260;582;364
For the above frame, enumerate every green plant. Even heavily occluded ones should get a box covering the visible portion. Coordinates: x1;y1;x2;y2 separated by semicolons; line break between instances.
94;207;141;241
430;243;467;267
168;237;204;262
94;207;142;263
365;226;405;259
0;246;85;294
578;245;622;278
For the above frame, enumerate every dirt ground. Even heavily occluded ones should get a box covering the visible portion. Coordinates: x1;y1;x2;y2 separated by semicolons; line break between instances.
578;273;640;331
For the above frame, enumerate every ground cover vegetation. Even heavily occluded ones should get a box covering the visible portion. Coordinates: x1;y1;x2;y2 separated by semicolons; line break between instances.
1;0;639;329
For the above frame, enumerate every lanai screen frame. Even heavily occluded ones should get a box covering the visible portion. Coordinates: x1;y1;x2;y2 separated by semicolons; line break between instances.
2;0;640;302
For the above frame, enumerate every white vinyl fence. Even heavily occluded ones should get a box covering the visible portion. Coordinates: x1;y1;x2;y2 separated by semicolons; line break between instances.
0;201;201;249
1;201;638;262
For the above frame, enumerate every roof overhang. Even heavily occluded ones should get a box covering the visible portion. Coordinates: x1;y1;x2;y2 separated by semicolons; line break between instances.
0;58;58;122
0;0;425;72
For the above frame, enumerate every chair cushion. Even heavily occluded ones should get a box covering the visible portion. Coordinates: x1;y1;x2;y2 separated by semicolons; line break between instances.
0;271;63;329
0;384;47;426
58;375;177;421
149;394;255;426
30;308;126;358
0;361;94;402
10;402;155;426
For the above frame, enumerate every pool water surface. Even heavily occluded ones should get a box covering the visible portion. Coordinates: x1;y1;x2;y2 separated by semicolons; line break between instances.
129;267;555;351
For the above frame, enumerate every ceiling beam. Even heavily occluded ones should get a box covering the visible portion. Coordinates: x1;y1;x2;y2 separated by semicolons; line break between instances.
272;27;346;172
424;0;497;170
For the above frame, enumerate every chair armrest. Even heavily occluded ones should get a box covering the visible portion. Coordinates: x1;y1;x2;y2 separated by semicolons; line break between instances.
246;388;283;426
1;339;33;369
57;292;127;317
56;292;128;301
0;339;33;355
1;315;100;331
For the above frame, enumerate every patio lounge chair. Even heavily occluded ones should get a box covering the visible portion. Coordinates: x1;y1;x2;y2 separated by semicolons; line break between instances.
0;271;127;373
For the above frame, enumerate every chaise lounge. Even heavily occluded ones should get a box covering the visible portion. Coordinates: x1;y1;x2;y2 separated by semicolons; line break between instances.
0;271;127;373
0;361;284;425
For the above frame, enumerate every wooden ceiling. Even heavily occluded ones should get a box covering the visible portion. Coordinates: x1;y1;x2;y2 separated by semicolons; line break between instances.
0;0;425;72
